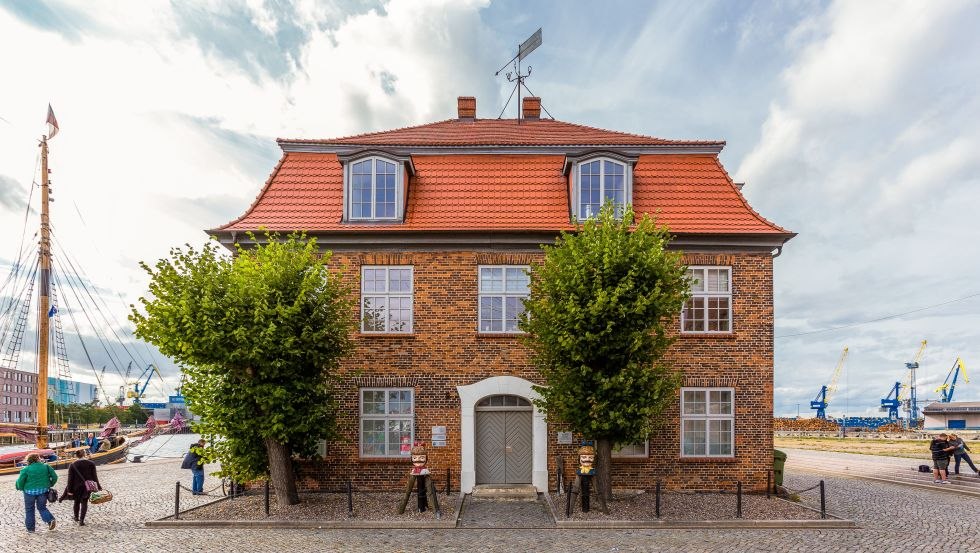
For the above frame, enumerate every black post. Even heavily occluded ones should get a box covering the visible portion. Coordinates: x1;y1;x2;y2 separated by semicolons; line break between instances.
557;456;564;494
264;479;270;517
446;467;451;496
565;482;573;518
819;480;826;519
655;480;661;519
736;481;742;518
174;481;180;520
347;479;354;517
766;471;771;499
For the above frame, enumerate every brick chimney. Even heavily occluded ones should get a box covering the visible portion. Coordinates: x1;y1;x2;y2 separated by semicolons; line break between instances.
522;96;541;119
457;96;476;119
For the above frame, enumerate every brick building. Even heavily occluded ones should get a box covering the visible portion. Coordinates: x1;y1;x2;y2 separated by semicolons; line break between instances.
210;96;794;493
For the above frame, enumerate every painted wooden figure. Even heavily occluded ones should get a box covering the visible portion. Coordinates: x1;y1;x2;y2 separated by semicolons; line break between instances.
397;443;441;518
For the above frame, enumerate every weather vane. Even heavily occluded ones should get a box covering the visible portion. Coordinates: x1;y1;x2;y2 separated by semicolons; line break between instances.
495;28;551;120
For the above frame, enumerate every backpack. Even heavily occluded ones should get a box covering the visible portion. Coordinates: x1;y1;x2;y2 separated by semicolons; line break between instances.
180;451;196;470
918;464;931;473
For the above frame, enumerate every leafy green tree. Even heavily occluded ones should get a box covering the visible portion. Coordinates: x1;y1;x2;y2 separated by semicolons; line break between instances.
521;204;690;502
131;233;354;505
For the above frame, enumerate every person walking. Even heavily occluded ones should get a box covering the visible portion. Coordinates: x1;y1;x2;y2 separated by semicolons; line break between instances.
14;453;58;533
929;433;957;484
947;433;979;476
59;449;101;525
181;439;207;495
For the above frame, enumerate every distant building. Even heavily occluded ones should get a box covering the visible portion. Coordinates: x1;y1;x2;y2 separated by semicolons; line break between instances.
47;377;100;405
923;402;980;430
1;367;38;423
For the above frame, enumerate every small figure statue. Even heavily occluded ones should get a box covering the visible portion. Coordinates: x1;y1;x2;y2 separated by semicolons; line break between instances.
576;444;596;512
397;442;441;518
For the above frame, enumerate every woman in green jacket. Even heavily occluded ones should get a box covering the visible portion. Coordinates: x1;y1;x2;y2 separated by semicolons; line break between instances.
14;453;58;533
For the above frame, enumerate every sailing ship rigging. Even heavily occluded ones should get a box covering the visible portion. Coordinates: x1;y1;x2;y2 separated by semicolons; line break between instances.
0;106;181;473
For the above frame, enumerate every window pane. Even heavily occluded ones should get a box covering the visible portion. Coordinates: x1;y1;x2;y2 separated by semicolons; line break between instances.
688;269;704;292
480;296;503;332
682;419;706;456
362;296;387;332
388;268;412;293
682;297;705;332
388;296;412;332
388;390;412;414
579;161;601;218
683;390;706;415
505;296;525;332
706;269;729;293
707;297;730;332
709;390;733;415
388;420;413;456
505;268;529;293
709;419;733;455
362;419;386;456
362;390;385;414
363;268;386;293
480;267;503;293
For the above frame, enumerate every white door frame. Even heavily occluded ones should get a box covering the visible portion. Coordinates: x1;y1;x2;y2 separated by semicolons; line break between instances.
457;376;548;493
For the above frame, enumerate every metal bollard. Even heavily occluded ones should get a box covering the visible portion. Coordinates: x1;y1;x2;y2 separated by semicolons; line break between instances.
347;479;354;517
446;467;451;496
264;479;270;517
174;482;181;520
655;480;661;519
736;481;742;518
819;480;826;519
766;471;771;499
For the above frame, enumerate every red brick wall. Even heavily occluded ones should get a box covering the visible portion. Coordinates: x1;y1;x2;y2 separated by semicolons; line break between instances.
296;250;774;493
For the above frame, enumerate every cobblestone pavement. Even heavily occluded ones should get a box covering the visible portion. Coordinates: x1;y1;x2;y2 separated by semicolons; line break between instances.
1;453;978;552
458;496;554;528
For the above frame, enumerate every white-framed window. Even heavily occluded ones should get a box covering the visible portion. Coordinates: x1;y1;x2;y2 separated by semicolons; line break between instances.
359;388;414;458
576;157;630;220
681;267;732;333
680;388;734;457
612;440;648;458
348;156;399;220
361;266;413;333
478;266;530;333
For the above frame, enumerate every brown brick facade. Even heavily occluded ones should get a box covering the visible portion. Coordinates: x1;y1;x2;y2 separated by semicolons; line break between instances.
294;248;774;494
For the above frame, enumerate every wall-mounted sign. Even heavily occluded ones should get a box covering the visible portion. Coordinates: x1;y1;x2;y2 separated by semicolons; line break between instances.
431;426;447;447
557;431;573;445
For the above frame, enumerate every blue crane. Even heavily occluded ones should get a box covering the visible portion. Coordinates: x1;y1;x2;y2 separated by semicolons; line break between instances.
880;382;902;420
126;364;161;405
810;347;849;419
935;358;969;403
904;340;927;427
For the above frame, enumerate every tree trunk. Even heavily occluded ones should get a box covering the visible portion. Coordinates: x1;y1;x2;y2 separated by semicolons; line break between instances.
265;438;300;505
596;437;614;503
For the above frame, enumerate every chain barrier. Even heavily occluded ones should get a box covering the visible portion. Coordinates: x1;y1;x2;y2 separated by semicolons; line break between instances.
782;482;822;495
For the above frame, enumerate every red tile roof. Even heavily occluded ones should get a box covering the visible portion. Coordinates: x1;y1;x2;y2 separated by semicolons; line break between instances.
213;152;790;237
279;118;724;147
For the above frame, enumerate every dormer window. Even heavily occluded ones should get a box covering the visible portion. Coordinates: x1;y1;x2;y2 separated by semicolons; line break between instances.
564;152;636;221
341;151;414;222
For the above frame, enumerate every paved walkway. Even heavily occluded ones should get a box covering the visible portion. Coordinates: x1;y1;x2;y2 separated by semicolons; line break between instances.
1;451;977;552
458;496;554;528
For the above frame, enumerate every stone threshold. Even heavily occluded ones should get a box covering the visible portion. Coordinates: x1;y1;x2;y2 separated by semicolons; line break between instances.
146;492;465;529
541;490;858;530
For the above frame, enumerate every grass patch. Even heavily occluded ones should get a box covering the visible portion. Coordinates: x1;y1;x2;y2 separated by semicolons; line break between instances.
774;436;931;459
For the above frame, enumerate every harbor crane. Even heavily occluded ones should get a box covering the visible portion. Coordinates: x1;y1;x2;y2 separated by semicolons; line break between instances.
935;358;969;403
902;340;927;427
881;381;902;420
810;346;849;419
127;364;162;404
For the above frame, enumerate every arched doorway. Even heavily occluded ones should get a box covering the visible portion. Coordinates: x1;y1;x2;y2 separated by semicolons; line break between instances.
475;395;532;484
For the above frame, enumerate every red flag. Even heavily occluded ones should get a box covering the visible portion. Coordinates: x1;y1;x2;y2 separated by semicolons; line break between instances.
46;104;59;139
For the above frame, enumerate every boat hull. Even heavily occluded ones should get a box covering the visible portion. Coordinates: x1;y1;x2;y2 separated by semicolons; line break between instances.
0;440;129;475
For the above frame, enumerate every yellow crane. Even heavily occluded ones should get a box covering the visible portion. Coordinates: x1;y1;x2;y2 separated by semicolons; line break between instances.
935;358;969;402
810;347;849;419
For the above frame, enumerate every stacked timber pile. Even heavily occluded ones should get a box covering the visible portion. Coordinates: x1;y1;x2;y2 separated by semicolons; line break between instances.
876;422;905;433
773;417;839;431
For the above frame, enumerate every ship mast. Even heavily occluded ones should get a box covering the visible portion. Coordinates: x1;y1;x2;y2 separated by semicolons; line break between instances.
36;136;51;448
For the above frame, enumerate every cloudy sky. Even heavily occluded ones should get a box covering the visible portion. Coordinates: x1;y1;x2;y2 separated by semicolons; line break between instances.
0;0;977;414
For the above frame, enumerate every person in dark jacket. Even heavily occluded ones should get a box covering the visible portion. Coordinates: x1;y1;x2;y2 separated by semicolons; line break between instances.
14;453;58;533
181;439;207;495
947;434;979;476
59;449;101;526
929;433;957;484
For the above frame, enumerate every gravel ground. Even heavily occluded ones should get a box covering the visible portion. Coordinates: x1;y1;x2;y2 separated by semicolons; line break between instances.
179;492;457;521
551;491;822;521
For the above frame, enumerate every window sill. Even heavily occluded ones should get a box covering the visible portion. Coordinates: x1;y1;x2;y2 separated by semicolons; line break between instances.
476;332;525;338
358;457;412;464
678;456;738;463
358;333;416;338
678;332;737;340
611;456;649;463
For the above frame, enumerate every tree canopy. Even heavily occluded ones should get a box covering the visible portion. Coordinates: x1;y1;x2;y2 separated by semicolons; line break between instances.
130;233;354;504
521;204;690;500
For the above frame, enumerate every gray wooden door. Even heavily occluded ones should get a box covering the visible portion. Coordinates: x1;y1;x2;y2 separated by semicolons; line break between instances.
475;396;532;484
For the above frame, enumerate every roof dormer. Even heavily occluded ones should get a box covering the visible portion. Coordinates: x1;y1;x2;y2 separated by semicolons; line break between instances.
338;150;414;223
563;150;637;221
